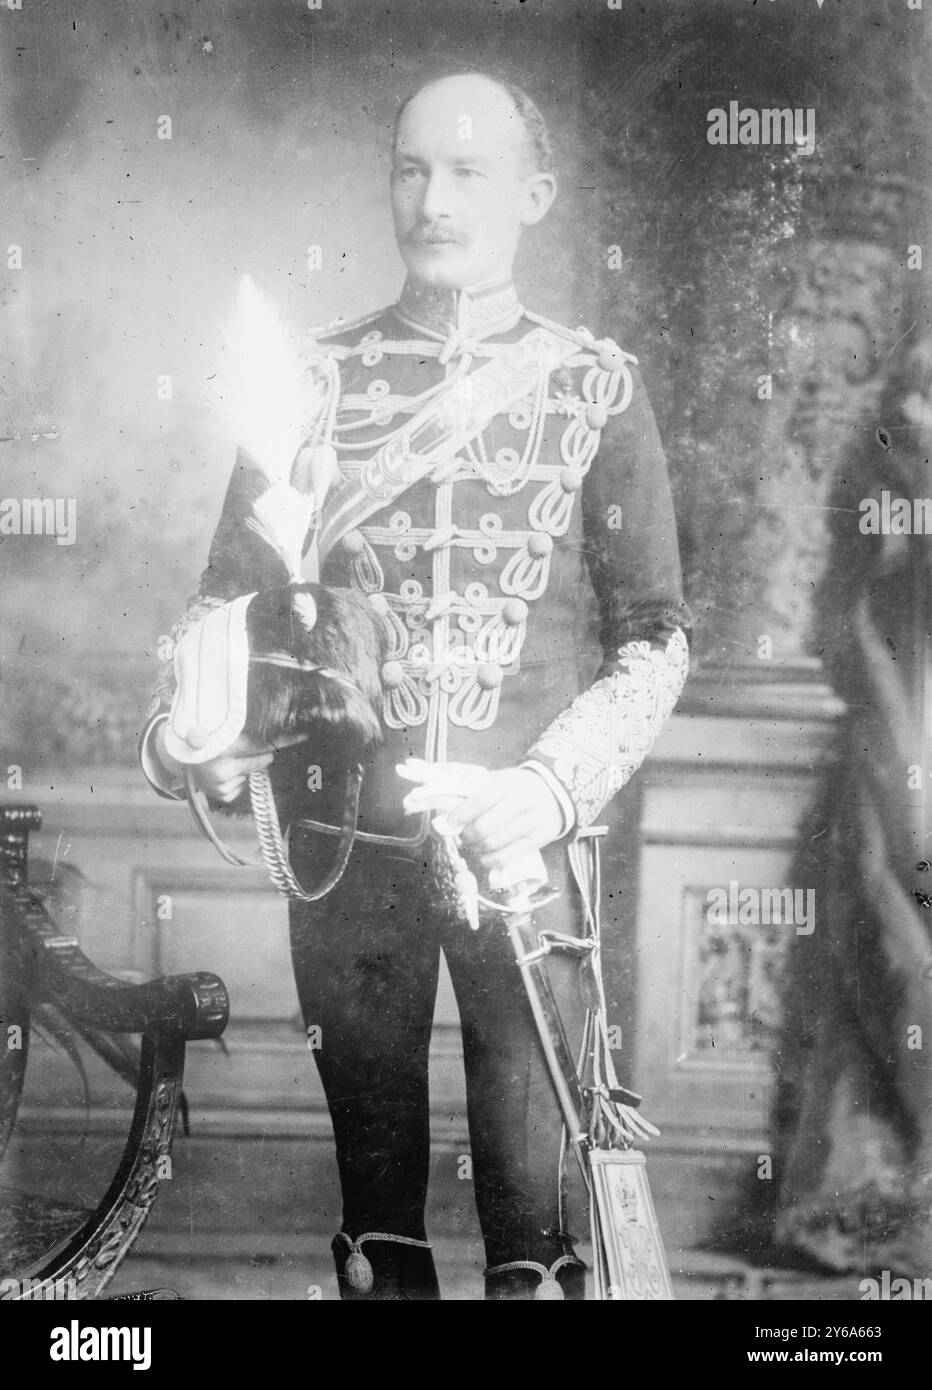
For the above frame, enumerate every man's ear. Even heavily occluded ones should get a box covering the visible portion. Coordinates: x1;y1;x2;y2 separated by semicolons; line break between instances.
520;172;557;227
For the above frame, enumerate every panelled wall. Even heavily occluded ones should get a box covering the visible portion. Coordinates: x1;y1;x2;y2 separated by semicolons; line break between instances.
634;669;842;1248
7;665;842;1254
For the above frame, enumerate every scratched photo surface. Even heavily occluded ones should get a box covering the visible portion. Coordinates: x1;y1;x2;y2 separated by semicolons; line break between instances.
1;0;930;1306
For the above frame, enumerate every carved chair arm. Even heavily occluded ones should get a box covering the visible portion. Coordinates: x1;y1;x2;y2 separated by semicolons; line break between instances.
2;880;228;1041
0;804;230;1299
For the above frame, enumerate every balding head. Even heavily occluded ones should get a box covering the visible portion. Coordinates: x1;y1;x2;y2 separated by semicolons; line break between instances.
395;73;555;177
390;73;557;290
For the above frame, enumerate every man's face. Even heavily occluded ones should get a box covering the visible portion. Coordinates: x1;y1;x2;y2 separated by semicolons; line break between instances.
391;77;555;290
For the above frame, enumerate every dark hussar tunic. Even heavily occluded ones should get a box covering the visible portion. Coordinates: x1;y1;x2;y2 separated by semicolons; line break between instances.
139;276;690;1299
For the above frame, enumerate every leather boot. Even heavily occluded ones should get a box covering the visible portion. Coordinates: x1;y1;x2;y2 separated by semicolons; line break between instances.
332;1231;441;1301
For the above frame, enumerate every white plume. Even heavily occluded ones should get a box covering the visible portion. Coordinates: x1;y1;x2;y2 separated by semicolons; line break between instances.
214;274;330;484
211;274;338;581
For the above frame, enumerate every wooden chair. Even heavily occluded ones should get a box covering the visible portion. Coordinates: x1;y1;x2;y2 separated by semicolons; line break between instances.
0;804;229;1300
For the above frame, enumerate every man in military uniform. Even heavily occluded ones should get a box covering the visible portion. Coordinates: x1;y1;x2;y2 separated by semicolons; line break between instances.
139;73;691;1300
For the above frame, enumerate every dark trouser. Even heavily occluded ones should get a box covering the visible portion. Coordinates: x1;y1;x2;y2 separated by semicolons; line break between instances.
288;834;586;1299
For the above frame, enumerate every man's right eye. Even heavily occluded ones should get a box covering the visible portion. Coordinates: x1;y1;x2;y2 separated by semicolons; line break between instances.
395;165;422;182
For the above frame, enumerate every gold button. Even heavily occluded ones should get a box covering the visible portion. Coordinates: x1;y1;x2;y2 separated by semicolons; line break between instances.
598;343;626;372
502;598;528;626
477;662;503;690
528;533;553;558
381;660;405;688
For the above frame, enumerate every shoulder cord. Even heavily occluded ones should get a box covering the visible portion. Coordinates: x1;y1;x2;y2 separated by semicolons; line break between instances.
184;762;363;903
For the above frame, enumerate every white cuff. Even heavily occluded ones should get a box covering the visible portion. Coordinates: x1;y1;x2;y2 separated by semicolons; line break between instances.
520;759;577;838
140;715;186;800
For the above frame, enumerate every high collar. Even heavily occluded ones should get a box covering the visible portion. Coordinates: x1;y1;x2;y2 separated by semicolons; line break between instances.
394;275;522;342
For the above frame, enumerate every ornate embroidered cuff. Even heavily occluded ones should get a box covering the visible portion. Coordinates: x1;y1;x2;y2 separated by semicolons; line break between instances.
523;628;689;828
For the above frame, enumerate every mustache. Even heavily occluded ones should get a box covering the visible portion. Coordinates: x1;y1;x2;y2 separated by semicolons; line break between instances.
405;224;463;246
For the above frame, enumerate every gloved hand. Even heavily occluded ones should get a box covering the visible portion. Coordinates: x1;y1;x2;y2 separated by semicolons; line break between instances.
397;759;557;893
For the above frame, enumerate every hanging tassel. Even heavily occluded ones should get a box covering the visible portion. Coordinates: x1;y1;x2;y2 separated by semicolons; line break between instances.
293;441;339;500
534;1276;565;1300
336;1232;432;1294
344;1249;374;1293
452;862;481;932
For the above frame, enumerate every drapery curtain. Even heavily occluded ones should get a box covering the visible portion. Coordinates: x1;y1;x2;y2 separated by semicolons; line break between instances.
581;0;931;1271
773;343;932;1277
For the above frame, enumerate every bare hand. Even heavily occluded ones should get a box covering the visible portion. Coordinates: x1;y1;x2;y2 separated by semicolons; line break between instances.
190;734;276;803
155;726;305;804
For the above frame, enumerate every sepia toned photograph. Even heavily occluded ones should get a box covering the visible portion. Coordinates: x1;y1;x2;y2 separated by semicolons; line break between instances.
1;0;930;1328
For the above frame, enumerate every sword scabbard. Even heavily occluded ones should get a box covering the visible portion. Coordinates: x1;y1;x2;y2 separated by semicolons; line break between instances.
506;908;590;1180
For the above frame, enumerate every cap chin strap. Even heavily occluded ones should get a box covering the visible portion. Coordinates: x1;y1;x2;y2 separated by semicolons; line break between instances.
250;762;362;902
184;649;369;903
185;762;363;903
